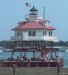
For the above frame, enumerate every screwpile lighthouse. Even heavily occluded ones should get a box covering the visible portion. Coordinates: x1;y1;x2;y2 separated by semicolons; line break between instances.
1;6;64;67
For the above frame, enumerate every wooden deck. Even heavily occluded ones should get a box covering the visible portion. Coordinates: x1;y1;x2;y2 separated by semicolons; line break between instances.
1;60;60;67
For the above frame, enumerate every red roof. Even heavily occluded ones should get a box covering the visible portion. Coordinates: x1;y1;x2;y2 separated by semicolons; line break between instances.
12;21;56;30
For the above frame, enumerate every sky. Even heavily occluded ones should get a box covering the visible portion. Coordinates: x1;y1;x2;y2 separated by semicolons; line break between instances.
0;0;68;41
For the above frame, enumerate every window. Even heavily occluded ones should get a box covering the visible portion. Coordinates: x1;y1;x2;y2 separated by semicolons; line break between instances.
43;31;44;36
49;31;52;36
43;31;47;36
16;31;22;36
17;32;20;36
29;31;35;36
45;31;47;36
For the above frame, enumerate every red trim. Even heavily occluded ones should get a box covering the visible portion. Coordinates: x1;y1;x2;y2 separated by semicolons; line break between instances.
12;21;56;30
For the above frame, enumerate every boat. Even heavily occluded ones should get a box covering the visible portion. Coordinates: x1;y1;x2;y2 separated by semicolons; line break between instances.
65;48;68;52
6;49;13;52
53;46;67;52
0;50;2;52
0;47;3;52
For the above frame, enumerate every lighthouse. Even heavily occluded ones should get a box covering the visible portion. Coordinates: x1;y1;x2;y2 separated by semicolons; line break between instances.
11;6;58;42
1;6;64;68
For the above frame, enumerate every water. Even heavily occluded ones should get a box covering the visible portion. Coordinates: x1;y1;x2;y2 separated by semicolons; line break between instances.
0;52;40;59
0;51;68;68
61;52;68;68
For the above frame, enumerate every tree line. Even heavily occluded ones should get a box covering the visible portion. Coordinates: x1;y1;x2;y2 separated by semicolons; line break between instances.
0;40;68;49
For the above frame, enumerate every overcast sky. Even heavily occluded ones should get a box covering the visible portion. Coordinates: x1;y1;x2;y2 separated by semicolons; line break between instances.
0;0;68;41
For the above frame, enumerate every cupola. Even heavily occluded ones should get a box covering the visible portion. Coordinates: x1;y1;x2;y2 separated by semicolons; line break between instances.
28;6;38;21
29;6;38;15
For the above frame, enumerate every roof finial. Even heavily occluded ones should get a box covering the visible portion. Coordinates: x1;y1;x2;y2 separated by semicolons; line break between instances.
30;6;38;11
33;6;34;8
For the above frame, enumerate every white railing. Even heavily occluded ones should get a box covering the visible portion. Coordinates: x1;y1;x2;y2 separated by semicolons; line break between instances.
43;36;58;42
11;35;58;41
28;36;43;40
11;36;23;41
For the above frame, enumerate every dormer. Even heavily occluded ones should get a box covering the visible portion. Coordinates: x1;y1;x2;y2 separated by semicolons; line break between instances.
39;20;51;26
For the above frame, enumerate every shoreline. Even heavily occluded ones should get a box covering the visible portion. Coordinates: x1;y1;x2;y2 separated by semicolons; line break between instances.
0;67;68;75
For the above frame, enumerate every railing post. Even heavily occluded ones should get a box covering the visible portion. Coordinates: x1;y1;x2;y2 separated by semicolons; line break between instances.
36;58;38;67
13;64;15;75
57;63;60;75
